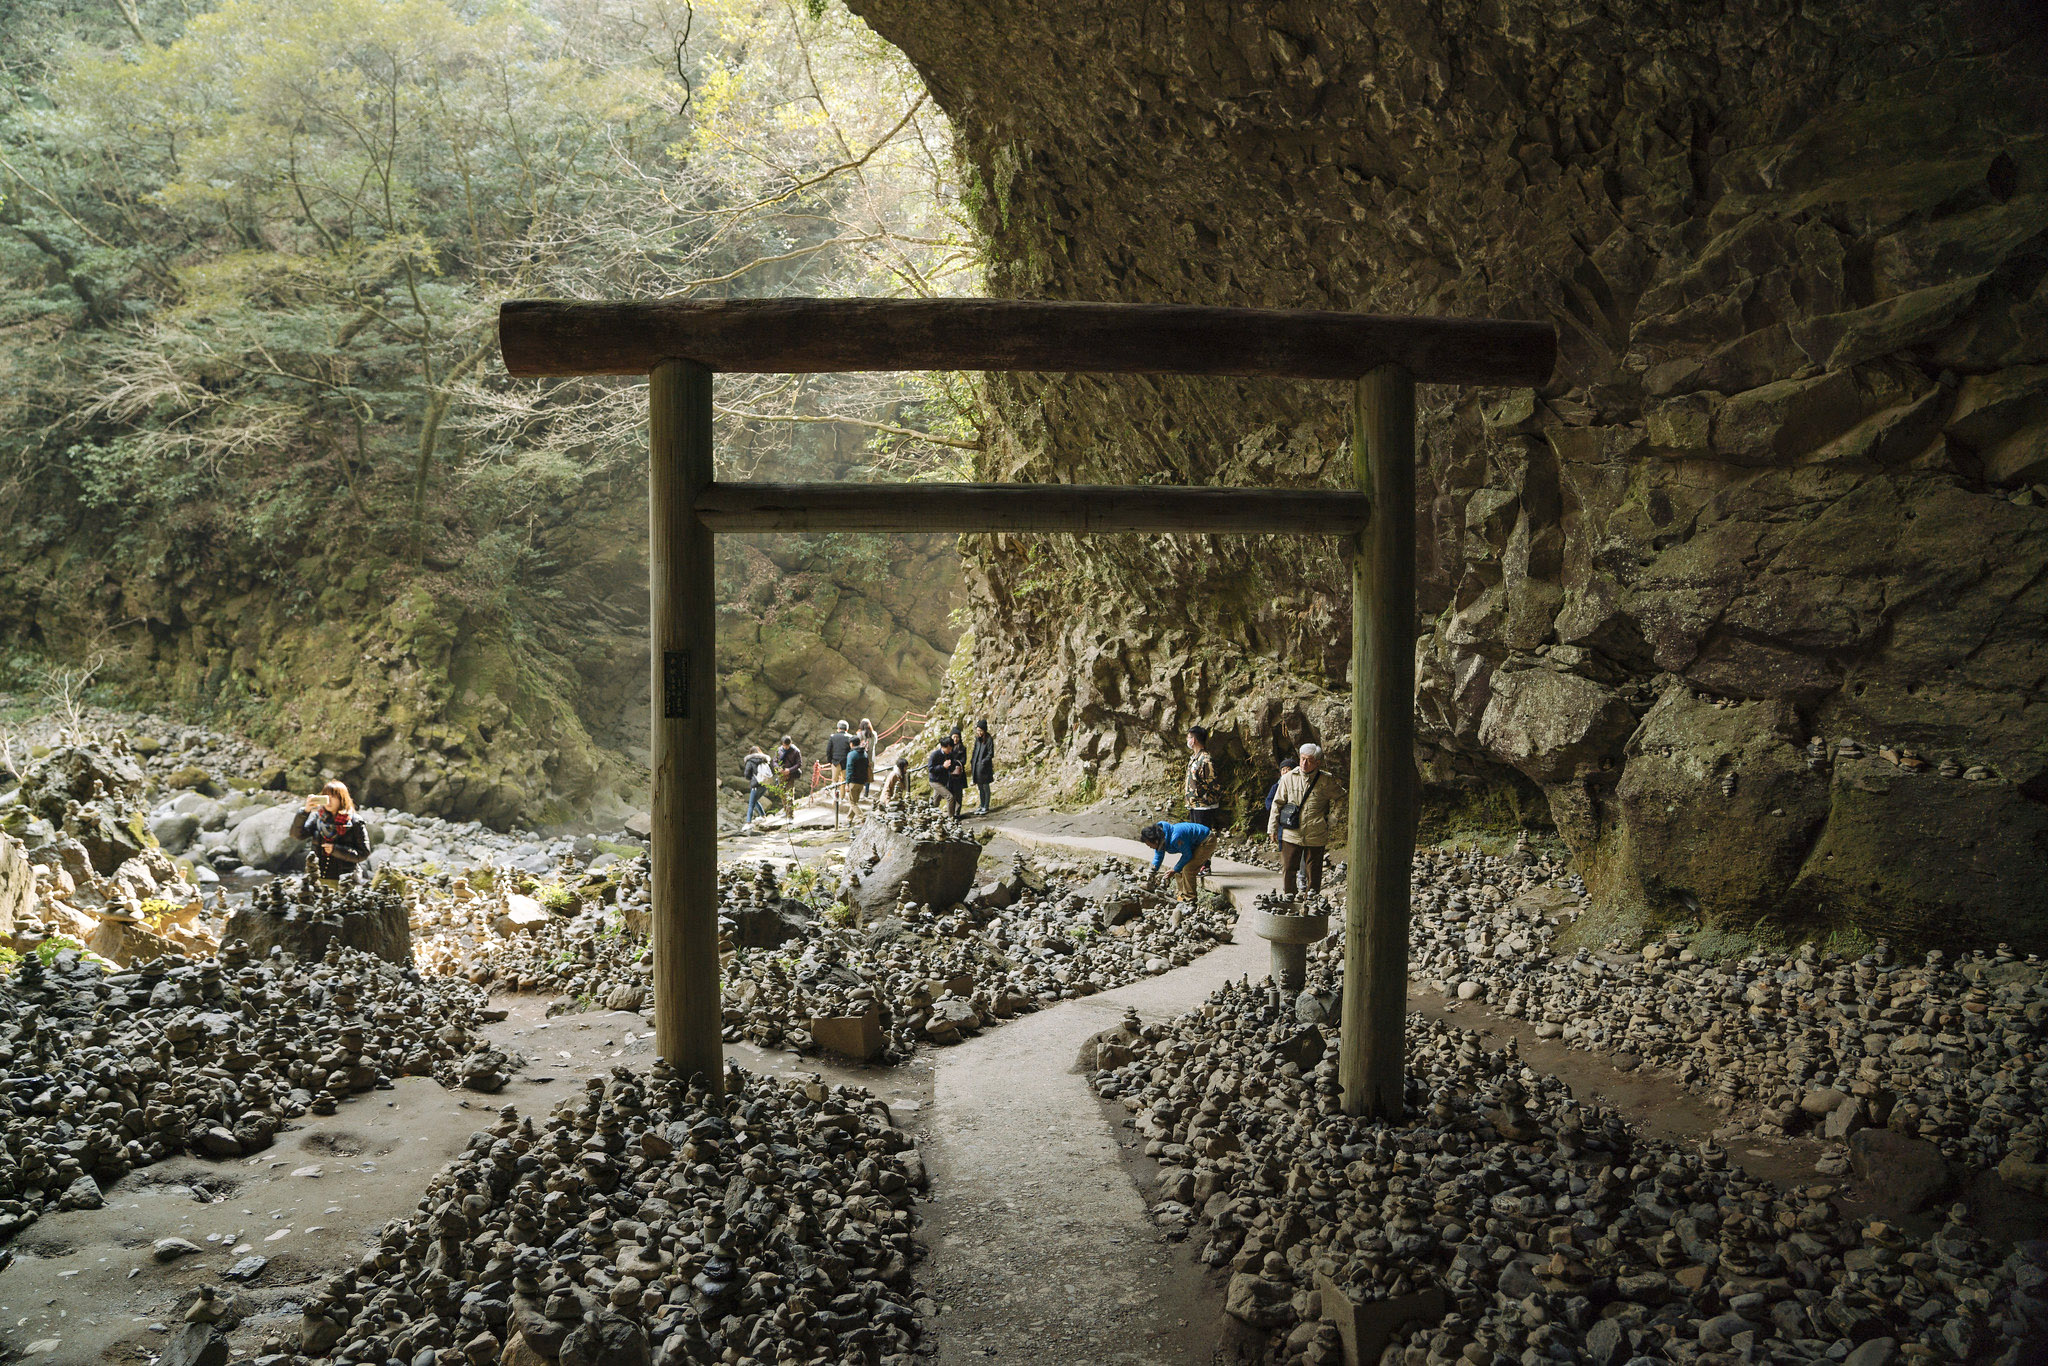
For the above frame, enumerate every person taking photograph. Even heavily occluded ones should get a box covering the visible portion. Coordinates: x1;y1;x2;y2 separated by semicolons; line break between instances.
292;780;369;881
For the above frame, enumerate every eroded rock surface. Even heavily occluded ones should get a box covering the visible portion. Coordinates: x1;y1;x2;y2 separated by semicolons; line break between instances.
849;0;2048;946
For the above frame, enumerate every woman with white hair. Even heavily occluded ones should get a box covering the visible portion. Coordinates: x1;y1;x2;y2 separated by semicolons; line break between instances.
1266;741;1341;894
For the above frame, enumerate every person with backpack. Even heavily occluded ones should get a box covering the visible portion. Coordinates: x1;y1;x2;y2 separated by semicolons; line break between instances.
843;734;873;817
740;744;772;830
1267;742;1340;894
969;719;996;816
1139;819;1216;903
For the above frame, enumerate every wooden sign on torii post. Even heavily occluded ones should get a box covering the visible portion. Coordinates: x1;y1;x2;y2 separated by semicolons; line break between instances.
499;298;1556;1120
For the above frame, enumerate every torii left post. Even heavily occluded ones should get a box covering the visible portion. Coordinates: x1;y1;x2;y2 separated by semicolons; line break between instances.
648;358;724;1093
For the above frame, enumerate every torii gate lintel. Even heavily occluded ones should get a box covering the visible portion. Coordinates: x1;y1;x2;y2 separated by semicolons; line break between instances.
498;297;1557;1121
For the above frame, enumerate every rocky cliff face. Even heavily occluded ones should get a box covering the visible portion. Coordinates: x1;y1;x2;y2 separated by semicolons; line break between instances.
848;0;2048;947
3;495;957;827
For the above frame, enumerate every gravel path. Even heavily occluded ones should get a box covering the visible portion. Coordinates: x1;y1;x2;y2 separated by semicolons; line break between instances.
916;829;1271;1365
911;824;1854;1365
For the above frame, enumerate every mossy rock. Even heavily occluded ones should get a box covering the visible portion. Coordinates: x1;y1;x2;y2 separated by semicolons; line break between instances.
164;766;222;797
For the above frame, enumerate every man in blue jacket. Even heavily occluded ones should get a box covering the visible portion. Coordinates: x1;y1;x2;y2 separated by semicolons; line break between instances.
1139;820;1216;902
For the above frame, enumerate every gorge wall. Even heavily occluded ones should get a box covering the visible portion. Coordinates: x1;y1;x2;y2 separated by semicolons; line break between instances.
847;0;2048;947
1;494;958;828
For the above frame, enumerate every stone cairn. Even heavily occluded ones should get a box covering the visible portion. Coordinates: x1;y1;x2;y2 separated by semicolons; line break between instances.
1396;846;2047;1176
253;1063;926;1366
0;937;499;1243
413;851;1237;1064
1092;974;2048;1366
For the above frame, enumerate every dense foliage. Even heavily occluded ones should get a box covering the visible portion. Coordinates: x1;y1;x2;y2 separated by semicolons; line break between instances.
0;0;978;814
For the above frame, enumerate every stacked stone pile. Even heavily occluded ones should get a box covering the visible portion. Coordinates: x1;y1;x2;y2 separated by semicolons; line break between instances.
407;863;639;990
1397;848;2048;1174
243;1064;925;1366
1091;979;2048;1366
227;875;413;965
0;936;499;1243
724;854;1234;1060
445;851;1236;1062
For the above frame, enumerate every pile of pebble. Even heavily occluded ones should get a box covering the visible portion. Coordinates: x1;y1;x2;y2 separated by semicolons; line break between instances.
720;854;1236;1059
406;863;644;992
1401;847;2048;1172
856;804;973;843
1090;977;2048;1366
0;937;500;1243
418;850;1239;1062
244;1063;925;1366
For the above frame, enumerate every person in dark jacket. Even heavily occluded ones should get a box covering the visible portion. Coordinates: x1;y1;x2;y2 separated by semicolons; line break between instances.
740;744;772;829
969;720;996;816
1138;819;1215;902
824;720;854;780
928;734;967;818
776;736;803;794
844;736;873;818
292;780;369;881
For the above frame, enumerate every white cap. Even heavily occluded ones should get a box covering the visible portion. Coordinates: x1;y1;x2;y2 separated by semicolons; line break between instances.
1299;743;1322;758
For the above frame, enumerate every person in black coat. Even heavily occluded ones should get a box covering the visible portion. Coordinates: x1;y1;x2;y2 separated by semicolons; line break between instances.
824;720;854;780
291;780;369;880
927;734;967;819
969;719;996;815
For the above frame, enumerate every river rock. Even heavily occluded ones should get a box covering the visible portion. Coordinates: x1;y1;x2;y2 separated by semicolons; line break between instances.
491;893;551;936
160;1322;228;1366
231;806;311;874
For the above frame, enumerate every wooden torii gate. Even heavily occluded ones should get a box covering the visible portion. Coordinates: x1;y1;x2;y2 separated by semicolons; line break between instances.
499;298;1556;1120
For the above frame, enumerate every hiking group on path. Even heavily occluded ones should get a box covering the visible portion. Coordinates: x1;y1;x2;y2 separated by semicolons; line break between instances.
733;714;1345;903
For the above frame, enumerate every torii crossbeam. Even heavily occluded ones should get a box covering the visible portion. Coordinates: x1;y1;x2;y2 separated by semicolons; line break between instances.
498;297;1556;1120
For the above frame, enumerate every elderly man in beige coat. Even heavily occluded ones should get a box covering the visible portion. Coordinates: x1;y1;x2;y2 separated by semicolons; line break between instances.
1267;742;1341;895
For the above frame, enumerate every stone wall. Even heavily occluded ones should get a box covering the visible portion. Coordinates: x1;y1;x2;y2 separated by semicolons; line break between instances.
847;0;2048;946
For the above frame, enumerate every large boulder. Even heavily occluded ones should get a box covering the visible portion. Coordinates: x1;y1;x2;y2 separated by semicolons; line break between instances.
68;801;152;876
1848;1128;1952;1218
19;743;145;819
225;879;411;964
1586;688;1830;924
845;817;980;914
232;805;312;873
150;810;202;855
